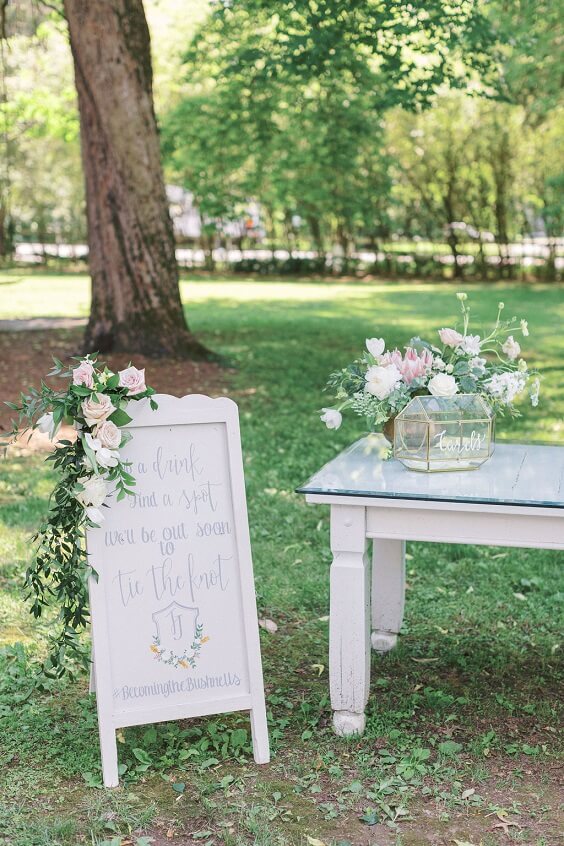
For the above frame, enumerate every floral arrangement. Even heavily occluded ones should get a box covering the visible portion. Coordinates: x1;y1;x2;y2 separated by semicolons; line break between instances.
321;293;539;434
4;356;156;677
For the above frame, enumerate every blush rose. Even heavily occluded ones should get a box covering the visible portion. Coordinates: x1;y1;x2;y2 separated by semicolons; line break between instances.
119;366;146;396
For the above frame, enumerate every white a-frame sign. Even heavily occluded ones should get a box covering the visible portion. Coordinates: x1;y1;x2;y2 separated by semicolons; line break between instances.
87;394;270;786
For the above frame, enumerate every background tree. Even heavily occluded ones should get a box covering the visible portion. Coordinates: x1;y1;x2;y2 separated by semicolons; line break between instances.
62;0;208;356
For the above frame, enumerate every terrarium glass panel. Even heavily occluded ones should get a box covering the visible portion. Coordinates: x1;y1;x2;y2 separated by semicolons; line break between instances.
393;394;494;472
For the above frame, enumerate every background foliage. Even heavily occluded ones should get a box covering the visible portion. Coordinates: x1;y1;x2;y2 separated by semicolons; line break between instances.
1;0;562;277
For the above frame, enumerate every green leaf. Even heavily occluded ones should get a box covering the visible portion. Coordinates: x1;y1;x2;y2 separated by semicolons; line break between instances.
172;782;186;793
132;747;152;765
438;740;463;756
108;407;133;427
359;808;380;825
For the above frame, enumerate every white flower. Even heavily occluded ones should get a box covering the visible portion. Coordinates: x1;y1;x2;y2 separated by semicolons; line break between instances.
486;371;527;404
320;408;342;430
445;364;454;374
469;356;487;374
502;335;521;361
96;447;120;468
83;431;120;468
518;358;528;373
530;377;540;407
84;432;101;452
82;394;115;427
75;475;107;509
432;357;446;371
366;337;385;358
458;334;481;356
428;373;459;398
365;364;401;400
36;412;59;440
456;292;468;301
520;319;529;336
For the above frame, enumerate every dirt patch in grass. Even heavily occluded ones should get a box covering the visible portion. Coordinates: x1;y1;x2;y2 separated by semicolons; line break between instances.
0;327;231;449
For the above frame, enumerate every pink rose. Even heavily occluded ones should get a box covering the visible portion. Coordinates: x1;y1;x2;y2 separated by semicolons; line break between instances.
118;366;146;396
438;328;463;348
96;420;121;450
81;394;115;427
73;359;95;388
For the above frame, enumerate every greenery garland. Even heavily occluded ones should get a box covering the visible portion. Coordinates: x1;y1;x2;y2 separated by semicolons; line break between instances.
3;355;157;678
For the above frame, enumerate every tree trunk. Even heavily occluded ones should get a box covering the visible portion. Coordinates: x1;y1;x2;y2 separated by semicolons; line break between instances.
64;0;209;358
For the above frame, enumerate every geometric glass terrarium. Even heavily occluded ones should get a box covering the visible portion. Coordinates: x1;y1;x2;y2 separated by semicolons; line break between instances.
393;394;495;472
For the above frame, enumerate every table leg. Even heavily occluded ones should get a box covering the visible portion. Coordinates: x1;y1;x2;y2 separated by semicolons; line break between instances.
329;504;370;737
371;539;406;653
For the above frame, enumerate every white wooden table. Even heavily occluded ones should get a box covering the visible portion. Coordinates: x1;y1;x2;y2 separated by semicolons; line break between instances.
297;436;564;737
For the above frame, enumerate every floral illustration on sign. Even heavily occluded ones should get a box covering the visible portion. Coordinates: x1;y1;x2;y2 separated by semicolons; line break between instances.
150;601;209;669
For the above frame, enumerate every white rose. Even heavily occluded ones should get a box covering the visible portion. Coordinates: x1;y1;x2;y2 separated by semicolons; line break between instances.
75;475;107;508
458;334;481;356
96;420;121;449
320;408;342;430
428;373;459;398
502;335;521;361
365;364;401;400
366;337;385;358
81;394;115;427
118;366;146;396
36;412;59;440
432;357;446;371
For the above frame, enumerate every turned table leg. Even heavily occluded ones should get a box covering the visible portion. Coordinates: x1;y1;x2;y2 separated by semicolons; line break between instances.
371;538;406;653
329;504;370;736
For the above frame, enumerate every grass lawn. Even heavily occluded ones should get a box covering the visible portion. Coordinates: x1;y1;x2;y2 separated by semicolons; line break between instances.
0;270;563;845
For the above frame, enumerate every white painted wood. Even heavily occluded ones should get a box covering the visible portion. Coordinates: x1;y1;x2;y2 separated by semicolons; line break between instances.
371;539;405;652
299;436;564;739
366;506;564;549
87;394;269;786
89;660;96;694
329;504;370;736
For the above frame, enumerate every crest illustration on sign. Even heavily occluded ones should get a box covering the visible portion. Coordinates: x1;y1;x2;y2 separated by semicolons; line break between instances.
150;601;208;669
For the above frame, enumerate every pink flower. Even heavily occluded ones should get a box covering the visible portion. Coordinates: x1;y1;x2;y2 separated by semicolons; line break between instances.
118;366;146;396
439;328;463;348
96;420;121;450
380;347;433;385
81;394;115;427
73;359;95;388
400;347;433;384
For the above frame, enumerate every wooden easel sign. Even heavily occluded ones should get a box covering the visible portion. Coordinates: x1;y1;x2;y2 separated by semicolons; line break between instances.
87;394;269;786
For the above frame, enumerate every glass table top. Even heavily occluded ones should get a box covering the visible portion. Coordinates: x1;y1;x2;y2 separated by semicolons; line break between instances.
297;435;564;509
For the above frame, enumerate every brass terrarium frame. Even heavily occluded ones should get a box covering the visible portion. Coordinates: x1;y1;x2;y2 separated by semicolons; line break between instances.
393;393;495;473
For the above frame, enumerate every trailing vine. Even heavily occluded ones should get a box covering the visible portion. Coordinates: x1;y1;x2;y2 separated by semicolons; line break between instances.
3;355;157;678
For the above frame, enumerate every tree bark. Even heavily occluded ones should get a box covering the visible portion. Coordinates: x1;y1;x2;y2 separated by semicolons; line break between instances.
64;0;210;358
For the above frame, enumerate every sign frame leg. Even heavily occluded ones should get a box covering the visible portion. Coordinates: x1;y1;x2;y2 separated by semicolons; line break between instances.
250;703;270;764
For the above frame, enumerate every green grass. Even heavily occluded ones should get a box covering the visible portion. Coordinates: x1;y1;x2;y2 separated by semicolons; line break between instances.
0;272;563;845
